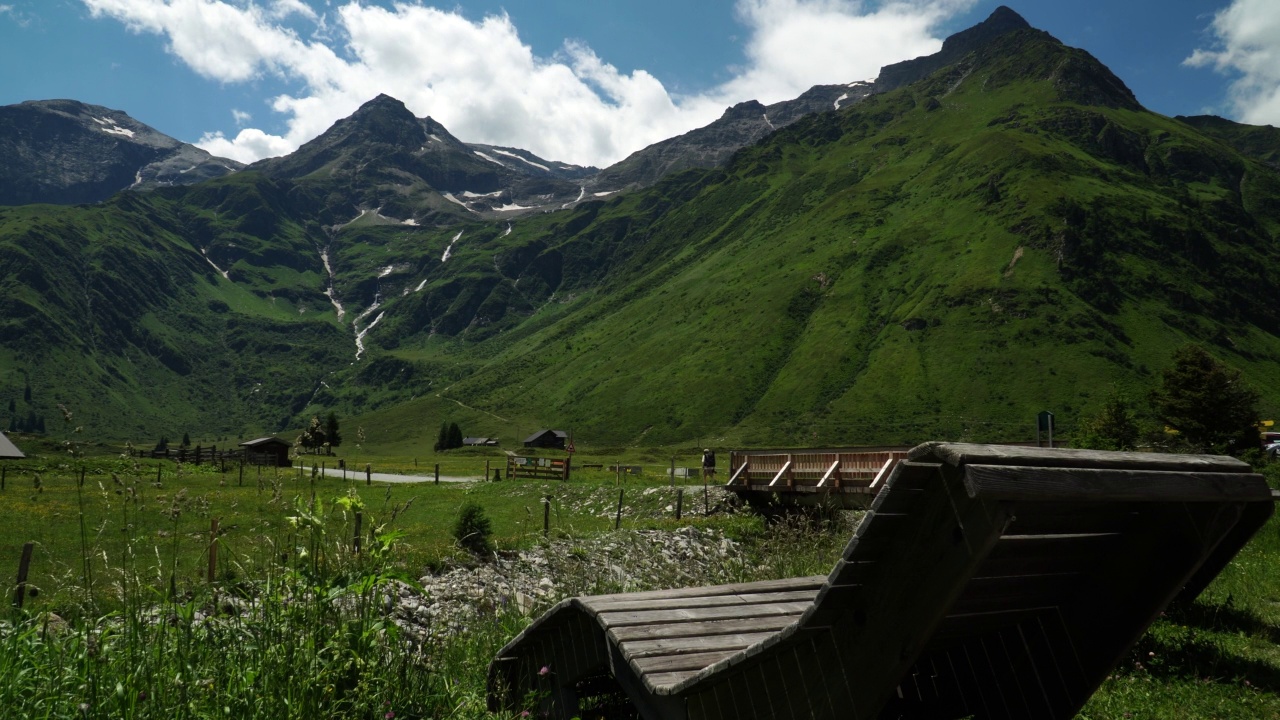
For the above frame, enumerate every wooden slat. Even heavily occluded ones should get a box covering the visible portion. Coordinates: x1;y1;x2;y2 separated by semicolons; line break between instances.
587;589;819;613
634;650;739;673
1002;502;1140;536
644;670;702;688
609;615;799;642
599;601;814;628
948;572;1084;616
583;576;825;603
621;632;777;658
912;442;1251;472
964;465;1272;502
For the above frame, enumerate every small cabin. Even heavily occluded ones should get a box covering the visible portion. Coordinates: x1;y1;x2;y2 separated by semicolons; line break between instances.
239;436;292;467
522;429;567;449
0;431;24;460
463;437;500;447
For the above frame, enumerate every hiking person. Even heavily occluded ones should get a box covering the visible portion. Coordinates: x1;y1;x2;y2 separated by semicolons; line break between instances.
701;448;716;481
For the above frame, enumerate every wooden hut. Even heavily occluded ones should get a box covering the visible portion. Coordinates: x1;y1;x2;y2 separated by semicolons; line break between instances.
238;437;292;467
523;429;568;449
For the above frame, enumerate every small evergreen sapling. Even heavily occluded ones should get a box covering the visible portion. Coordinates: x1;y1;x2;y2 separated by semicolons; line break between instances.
453;502;493;556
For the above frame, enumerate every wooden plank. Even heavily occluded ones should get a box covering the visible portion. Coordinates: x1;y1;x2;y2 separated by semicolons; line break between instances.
634;650;738;674
911;442;1252;472
948;572;1084;616
583;576;825;603
816;459;841;489
1002;502;1140;536
645;669;703;689
621;632;778;659
586;589;819;613
964;465;1272;502
599;601;814;628
768;460;793;488
609;615;800;642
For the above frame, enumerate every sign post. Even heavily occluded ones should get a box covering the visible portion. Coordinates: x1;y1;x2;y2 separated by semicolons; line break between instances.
1037;411;1055;448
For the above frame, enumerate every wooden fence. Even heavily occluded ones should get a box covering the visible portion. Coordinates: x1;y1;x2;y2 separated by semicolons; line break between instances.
725;449;909;494
132;446;286;468
506;455;572;481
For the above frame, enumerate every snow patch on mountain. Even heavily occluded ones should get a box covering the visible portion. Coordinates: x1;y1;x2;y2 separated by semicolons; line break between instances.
93;116;136;138
474;151;507;168
834;93;849;110
496;203;534;212
462;190;502;198
593;191;616;197
492;149;549;172
441;230;463;263
561;186;586;209
441;193;478;213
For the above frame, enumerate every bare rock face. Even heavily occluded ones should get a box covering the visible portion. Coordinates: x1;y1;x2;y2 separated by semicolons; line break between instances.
0;99;242;206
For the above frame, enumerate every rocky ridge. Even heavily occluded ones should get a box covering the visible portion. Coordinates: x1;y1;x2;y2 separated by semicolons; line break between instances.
0;99;242;206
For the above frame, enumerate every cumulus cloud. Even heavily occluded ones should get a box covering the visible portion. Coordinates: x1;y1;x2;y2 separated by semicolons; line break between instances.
231;108;252;125
1186;0;1280;126
83;0;975;166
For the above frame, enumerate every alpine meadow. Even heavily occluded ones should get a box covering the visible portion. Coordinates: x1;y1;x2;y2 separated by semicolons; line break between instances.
3;4;1280;719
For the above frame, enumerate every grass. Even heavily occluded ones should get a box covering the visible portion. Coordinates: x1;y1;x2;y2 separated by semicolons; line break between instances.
3;448;1280;718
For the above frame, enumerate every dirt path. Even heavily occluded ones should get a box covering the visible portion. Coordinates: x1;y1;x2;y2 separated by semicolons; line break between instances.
315;466;480;484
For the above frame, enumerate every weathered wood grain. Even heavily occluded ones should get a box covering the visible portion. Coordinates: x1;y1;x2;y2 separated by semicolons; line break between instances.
964;464;1271;502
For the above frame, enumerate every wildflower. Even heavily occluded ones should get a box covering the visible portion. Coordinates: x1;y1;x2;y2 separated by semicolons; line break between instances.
538;666;550;676
385;713;395;719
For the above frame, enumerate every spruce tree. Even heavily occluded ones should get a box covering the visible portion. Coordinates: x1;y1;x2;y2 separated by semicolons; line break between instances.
325;412;342;448
434;422;448;452
448;422;463;450
1150;344;1260;454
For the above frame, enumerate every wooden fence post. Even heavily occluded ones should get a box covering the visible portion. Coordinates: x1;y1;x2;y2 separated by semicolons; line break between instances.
705;484;710;517
79;466;85;488
366;464;371;485
13;541;33;608
238;462;244;487
676;489;683;521
353;511;363;555
208;518;219;584
671;457;675;487
435;463;440;485
485;460;490;482
615;489;624;530
543;497;550;536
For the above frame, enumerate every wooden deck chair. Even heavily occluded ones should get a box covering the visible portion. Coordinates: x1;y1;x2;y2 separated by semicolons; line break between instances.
487;443;1275;719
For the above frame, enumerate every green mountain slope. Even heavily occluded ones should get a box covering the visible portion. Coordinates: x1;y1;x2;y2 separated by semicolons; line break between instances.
3;12;1280;448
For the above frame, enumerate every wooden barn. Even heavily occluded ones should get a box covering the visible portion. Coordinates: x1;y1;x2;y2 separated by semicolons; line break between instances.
239;437;292;467
464;437;500;447
523;429;568;449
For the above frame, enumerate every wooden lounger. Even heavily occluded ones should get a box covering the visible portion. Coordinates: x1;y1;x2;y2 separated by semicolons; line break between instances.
488;443;1275;719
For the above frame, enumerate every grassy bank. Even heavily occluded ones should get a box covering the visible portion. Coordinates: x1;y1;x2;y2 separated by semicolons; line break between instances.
1;452;1278;718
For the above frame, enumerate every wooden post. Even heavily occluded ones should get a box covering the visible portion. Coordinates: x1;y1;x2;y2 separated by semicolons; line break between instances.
208;518;219;583
435;463;440;485
543;497;550;536
671;457;675;487
615;488;624;530
616;462;621;485
79;466;85;488
485;459;490;481
238;462;244;487
13;541;33;608
704;483;710;517
353;511;363;554
676;488;683;521
365;464;371;485
2;465;5;490
563;456;571;482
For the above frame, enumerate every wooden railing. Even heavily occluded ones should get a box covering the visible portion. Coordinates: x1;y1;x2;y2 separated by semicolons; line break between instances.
725;450;909;491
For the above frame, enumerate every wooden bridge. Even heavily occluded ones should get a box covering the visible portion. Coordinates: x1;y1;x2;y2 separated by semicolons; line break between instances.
724;448;911;508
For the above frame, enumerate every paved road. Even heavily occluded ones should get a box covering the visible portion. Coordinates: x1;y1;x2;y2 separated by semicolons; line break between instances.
314;466;480;484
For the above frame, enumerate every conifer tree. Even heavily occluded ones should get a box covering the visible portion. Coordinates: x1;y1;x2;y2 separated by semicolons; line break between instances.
325;412;342;448
1150;344;1260;454
448;422;463;450
434;422;448;452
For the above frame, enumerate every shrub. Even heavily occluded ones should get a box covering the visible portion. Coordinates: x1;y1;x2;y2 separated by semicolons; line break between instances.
453;502;493;556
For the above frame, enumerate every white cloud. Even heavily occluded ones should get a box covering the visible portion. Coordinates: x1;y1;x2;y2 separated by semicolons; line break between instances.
231;108;252;125
1186;0;1280;126
83;0;975;166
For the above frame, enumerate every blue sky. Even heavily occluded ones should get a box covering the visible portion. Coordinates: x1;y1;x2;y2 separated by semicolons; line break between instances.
0;1;1275;167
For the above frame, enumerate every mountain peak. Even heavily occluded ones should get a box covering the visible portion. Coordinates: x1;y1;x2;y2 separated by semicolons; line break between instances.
875;5;1033;93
